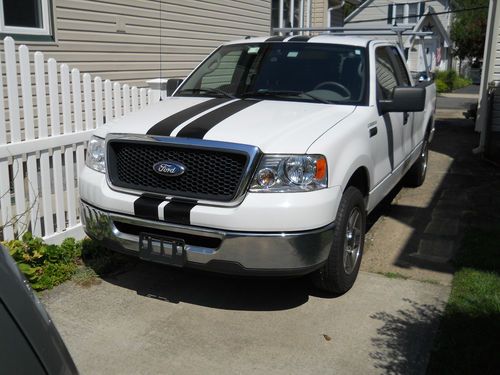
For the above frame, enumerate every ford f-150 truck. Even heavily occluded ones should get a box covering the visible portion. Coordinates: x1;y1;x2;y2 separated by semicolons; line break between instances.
80;35;436;294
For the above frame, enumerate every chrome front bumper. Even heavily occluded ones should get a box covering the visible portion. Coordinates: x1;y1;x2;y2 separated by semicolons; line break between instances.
81;201;333;276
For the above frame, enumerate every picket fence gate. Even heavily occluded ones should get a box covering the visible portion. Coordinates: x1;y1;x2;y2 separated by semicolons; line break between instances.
0;37;158;243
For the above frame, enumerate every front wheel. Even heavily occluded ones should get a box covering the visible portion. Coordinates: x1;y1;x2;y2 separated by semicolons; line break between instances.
312;186;366;294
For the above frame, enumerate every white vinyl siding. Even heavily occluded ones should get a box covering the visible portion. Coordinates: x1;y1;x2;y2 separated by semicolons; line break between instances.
346;0;450;41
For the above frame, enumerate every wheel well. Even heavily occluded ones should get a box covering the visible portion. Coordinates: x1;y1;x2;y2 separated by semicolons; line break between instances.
345;167;369;198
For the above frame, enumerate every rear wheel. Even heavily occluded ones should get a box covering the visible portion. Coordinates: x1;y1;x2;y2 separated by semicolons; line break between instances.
405;138;429;187
312;186;366;294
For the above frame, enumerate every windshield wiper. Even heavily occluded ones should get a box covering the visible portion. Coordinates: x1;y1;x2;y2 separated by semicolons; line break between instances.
240;90;331;104
177;88;236;99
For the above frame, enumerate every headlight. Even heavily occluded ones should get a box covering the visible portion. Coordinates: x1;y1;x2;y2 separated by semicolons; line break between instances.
250;155;327;192
86;136;106;173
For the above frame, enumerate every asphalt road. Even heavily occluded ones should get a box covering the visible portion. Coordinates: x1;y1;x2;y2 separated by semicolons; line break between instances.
436;84;479;110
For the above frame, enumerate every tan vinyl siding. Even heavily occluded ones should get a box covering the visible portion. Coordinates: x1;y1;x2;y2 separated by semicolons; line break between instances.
311;0;326;28
1;0;271;87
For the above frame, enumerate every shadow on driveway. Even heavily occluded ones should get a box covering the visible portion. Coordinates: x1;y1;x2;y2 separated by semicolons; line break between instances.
370;298;443;375
97;259;335;311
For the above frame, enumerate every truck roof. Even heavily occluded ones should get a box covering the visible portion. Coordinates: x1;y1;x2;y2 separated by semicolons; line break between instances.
224;34;383;48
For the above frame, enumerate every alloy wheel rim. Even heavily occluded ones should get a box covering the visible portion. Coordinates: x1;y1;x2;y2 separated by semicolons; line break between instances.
343;207;362;275
421;141;428;177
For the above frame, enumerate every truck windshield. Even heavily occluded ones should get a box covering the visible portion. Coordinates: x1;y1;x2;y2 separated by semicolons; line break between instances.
176;42;367;105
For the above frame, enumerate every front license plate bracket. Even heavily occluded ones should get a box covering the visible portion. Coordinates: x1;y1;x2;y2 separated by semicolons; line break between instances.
139;233;187;267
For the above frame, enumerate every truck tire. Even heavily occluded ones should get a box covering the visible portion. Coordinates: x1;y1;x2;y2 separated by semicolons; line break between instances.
405;138;429;187
312;186;366;294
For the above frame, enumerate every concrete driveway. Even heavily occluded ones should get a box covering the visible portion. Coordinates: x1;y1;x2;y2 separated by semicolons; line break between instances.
43;266;448;375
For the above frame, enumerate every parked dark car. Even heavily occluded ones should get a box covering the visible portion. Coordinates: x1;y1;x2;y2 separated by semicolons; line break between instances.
0;244;78;374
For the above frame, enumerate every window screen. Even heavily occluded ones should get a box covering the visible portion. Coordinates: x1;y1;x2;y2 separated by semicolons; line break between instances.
408;3;419;23
395;4;404;23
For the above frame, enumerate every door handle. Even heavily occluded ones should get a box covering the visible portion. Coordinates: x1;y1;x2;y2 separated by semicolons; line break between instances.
403;112;409;125
369;126;378;137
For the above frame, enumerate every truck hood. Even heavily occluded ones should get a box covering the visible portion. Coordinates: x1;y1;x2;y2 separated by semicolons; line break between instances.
95;97;356;153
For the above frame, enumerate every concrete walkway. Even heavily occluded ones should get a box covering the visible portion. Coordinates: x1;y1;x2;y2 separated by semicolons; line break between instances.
362;113;500;285
43;269;448;375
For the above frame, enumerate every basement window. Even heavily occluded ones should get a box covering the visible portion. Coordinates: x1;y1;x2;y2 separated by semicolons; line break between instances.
0;0;52;38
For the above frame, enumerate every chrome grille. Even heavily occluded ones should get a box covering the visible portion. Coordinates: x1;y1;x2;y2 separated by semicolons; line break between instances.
107;138;253;202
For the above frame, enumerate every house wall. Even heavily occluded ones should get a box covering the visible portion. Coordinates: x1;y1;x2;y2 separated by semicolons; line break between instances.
312;0;327;28
345;0;450;43
476;0;500;133
1;0;272;87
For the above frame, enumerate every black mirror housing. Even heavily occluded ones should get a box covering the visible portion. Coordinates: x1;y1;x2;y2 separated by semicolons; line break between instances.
167;78;184;96
379;86;426;113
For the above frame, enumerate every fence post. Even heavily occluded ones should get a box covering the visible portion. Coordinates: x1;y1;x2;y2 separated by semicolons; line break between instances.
20;45;41;237
95;77;103;127
4;37;28;235
34;51;54;237
0;42;13;240
48;58;66;232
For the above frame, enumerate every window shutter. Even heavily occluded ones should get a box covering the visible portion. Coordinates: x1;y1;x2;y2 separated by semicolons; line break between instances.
419;2;425;17
387;4;393;24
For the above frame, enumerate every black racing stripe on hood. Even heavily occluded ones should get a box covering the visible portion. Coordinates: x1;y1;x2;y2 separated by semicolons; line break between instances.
134;195;162;220
163;200;197;225
146;98;232;136
176;100;260;139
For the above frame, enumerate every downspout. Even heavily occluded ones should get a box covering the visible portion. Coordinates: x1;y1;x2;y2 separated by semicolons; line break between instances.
327;0;345;29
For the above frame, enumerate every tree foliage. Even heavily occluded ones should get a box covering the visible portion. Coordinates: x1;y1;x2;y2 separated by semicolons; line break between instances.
450;0;489;61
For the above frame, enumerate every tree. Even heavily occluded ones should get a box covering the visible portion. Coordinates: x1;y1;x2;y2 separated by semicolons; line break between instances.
450;0;489;62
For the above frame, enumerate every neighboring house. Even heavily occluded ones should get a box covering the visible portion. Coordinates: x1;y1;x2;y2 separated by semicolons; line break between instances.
271;0;359;31
344;0;452;74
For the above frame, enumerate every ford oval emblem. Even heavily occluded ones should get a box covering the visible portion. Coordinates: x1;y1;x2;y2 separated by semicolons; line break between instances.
152;161;186;177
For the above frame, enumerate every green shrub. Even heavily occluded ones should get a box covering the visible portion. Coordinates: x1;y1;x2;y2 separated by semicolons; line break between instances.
434;70;472;93
2;233;81;291
454;76;473;90
2;234;135;291
435;78;449;93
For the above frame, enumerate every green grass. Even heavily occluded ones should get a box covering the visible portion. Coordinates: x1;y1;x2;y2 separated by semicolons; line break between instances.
378;271;409;280
427;225;500;374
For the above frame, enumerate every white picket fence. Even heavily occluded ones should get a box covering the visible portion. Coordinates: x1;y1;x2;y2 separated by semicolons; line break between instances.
0;36;157;243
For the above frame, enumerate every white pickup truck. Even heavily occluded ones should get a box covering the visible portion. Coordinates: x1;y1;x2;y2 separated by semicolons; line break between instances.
80;35;436;294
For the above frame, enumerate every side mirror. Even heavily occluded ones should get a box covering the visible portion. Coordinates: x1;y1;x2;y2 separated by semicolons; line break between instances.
167;78;184;96
379;86;426;113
